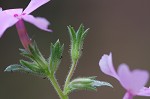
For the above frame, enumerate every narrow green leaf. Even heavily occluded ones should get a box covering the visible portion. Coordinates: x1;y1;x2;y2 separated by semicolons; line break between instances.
77;24;84;41
19;48;29;55
4;64;46;78
49;40;64;74
4;64;32;72
80;28;89;42
33;42;46;61
68;26;76;43
20;60;41;72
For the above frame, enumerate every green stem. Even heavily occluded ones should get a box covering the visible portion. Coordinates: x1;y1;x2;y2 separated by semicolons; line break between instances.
63;60;78;93
48;74;68;99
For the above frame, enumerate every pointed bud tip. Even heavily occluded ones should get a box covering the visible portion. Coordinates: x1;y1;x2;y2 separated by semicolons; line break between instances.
4;66;11;72
54;39;61;46
56;39;60;42
92;80;113;88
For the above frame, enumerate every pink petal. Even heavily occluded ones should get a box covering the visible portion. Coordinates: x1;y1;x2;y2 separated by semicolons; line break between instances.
23;0;50;14
0;7;2;12
137;87;150;96
118;64;149;94
22;15;52;32
0;12;18;37
123;92;134;99
3;8;23;16
99;52;120;81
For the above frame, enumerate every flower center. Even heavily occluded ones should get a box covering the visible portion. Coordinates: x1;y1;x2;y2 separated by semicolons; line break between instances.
14;13;26;20
22;13;26;15
14;14;18;17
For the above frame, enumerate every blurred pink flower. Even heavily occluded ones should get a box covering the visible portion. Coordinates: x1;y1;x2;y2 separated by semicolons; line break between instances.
0;7;2;12
99;53;150;99
0;0;51;49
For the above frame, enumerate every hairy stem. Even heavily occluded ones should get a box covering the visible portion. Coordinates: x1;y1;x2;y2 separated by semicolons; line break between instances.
63;60;78;93
48;74;68;99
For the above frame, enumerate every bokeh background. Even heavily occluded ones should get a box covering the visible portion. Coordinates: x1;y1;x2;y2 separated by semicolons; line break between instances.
0;0;150;99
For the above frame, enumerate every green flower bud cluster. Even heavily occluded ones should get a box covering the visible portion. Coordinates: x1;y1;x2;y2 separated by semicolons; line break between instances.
5;40;64;77
68;24;89;62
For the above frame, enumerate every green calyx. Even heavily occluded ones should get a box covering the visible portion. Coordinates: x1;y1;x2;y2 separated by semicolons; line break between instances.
5;40;64;77
68;24;89;62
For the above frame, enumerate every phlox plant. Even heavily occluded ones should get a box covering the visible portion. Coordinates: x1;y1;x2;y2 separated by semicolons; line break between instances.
1;0;112;99
1;0;150;99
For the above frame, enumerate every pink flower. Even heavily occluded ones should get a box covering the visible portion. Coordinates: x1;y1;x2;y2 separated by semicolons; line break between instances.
99;53;150;99
0;0;52;49
0;7;2;12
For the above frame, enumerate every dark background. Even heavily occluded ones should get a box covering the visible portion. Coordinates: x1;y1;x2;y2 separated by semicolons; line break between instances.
0;0;150;99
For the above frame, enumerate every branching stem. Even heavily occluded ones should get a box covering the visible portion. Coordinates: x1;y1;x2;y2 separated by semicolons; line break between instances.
63;60;78;93
48;74;68;99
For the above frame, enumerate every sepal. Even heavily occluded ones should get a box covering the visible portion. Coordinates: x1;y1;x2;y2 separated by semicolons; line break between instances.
48;40;64;74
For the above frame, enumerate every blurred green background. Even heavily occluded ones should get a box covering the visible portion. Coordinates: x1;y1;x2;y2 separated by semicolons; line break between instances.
0;0;150;99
